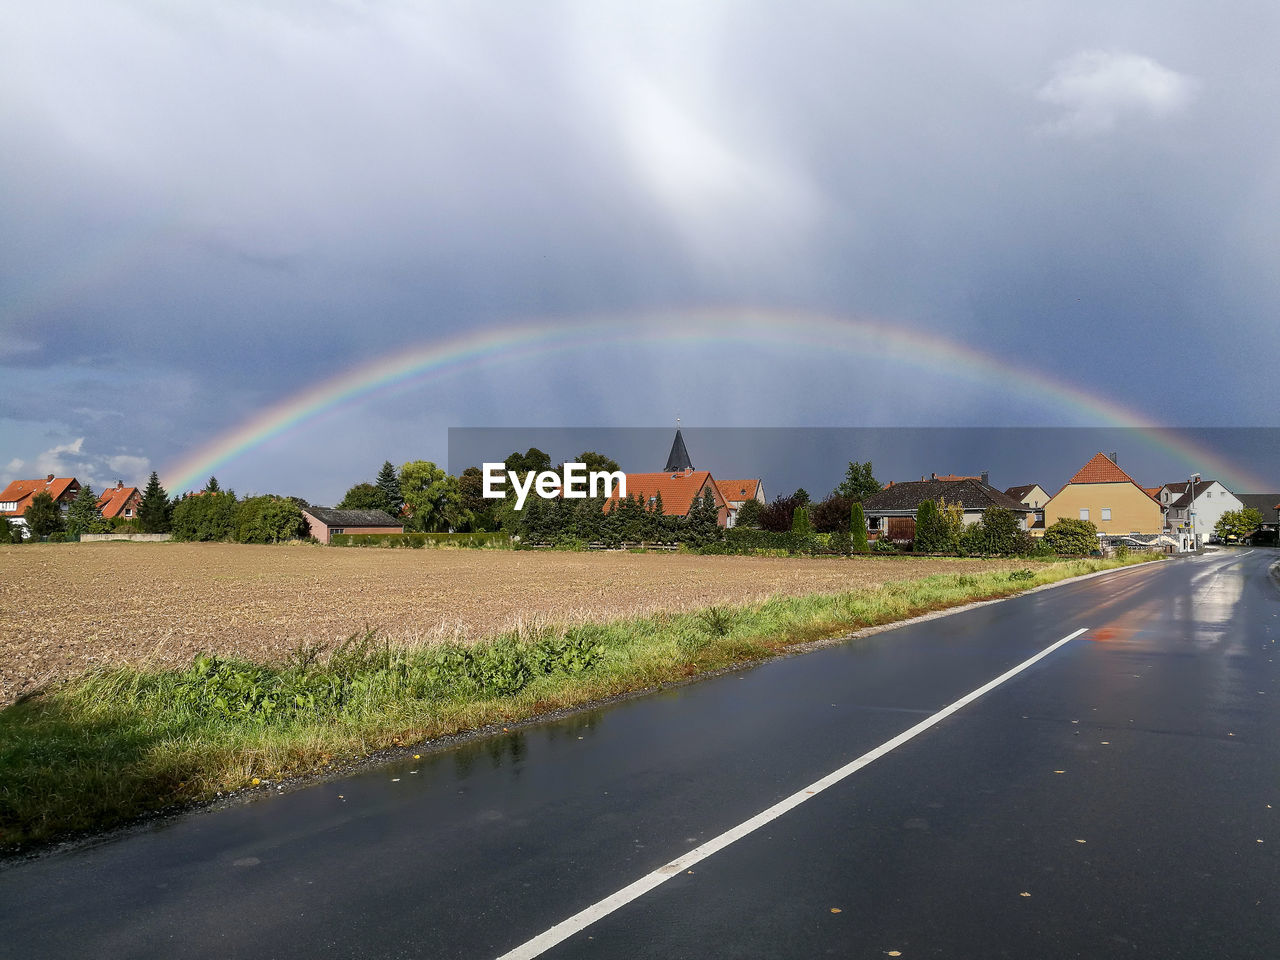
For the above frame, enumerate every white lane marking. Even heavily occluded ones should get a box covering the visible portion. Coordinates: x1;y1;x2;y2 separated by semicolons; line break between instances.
494;626;1090;960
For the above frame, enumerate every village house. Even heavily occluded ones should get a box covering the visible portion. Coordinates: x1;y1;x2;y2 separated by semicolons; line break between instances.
0;475;82;530
1155;479;1242;544
602;428;737;527
301;506;403;544
609;470;730;525
96;481;142;521
1043;453;1163;538
1004;483;1051;536
862;475;1032;542
715;478;765;528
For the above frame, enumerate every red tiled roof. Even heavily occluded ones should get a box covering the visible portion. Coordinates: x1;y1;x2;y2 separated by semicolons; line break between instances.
608;470;725;517
1143;487;1162;498
1068;453;1140;485
1058;453;1157;501
96;485;141;519
715;479;760;503
0;476;80;516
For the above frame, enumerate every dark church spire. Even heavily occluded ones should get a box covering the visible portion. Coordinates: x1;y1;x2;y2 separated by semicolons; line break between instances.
664;428;693;472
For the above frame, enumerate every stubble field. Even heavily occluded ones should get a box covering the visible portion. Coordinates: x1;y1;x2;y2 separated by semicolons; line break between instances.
0;542;1035;706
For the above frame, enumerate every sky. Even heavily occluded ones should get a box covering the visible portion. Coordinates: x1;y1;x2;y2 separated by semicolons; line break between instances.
3;1;1278;505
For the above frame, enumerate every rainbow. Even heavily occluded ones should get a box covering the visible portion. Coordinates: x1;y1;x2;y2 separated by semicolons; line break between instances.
160;308;1270;494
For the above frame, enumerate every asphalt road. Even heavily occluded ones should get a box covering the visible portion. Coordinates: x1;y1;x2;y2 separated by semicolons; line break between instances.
1;549;1276;959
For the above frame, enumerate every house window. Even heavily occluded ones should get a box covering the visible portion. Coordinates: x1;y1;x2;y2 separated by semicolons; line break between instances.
1101;508;1112;521
1079;508;1089;521
124;508;133;517
868;516;881;529
331;527;344;535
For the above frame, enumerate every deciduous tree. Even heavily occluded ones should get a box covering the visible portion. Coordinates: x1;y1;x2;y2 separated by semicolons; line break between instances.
834;460;881;503
400;460;467;533
1214;508;1263;542
338;482;390;512
23;491;65;539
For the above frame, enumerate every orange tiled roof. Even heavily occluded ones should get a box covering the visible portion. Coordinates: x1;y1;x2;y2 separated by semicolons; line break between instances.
608;470;725;517
1068;453;1143;486
96;485;141;519
933;474;980;482
715;479;760;503
1058;453;1158;502
0;476;80;516
1143;487;1162;498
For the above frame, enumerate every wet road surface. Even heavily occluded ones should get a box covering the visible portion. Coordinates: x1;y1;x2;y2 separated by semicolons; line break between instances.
1;549;1276;959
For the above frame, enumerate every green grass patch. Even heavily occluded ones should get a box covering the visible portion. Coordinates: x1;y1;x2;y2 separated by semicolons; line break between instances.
0;554;1156;851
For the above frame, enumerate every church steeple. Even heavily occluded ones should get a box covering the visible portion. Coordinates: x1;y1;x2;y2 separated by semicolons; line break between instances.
664;428;693;472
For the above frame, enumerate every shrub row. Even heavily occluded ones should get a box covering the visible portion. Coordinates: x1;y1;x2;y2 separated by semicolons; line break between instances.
329;531;512;548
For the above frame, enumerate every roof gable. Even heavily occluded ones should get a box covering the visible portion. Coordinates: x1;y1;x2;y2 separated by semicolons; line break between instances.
0;477;80;515
1068;453;1141;486
96;486;140;518
715;478;760;503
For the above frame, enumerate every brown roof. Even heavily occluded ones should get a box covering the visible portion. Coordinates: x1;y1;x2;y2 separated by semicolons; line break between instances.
609;470;725;517
715;479;760;504
96;485;141;519
0;476;80;516
1004;484;1042;501
863;478;1031;514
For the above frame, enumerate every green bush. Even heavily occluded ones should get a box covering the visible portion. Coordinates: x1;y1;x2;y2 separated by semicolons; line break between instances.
171;491;238;542
234;495;308;543
1044;517;1099;555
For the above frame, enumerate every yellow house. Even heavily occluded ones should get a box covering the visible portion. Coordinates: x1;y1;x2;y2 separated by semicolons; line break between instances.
1044;453;1164;536
1005;483;1051;536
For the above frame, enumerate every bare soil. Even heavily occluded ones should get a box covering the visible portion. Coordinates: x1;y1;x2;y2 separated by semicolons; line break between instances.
0;543;1029;705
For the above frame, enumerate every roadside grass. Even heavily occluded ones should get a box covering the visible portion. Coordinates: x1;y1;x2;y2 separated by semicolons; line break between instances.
0;554;1155;850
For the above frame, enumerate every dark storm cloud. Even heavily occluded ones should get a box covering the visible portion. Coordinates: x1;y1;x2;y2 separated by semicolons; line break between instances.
2;1;1279;491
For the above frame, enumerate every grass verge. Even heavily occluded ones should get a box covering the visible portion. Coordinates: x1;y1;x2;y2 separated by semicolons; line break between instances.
0;554;1155;851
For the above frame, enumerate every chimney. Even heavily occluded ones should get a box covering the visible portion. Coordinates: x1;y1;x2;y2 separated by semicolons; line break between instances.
981;471;989;486
930;472;936;480
46;474;54;483
116;480;124;490
1109;452;1118;463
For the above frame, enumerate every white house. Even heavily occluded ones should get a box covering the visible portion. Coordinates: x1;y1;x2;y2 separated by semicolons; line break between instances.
1156;479;1242;547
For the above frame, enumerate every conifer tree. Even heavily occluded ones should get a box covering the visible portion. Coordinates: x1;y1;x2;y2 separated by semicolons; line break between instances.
850;502;868;553
375;461;402;515
791;504;812;535
205;476;221;493
67;485;110;536
138;471;172;533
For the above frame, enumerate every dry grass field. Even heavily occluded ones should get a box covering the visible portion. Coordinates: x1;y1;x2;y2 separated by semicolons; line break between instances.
0;542;1033;706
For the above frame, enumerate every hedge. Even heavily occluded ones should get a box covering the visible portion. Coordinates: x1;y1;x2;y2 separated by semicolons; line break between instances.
329;532;512;549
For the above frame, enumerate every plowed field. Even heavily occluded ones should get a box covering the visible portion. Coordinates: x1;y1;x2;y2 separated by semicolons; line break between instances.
0;543;1031;705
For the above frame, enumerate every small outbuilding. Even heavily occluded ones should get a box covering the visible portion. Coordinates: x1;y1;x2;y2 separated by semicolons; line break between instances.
301;506;403;544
